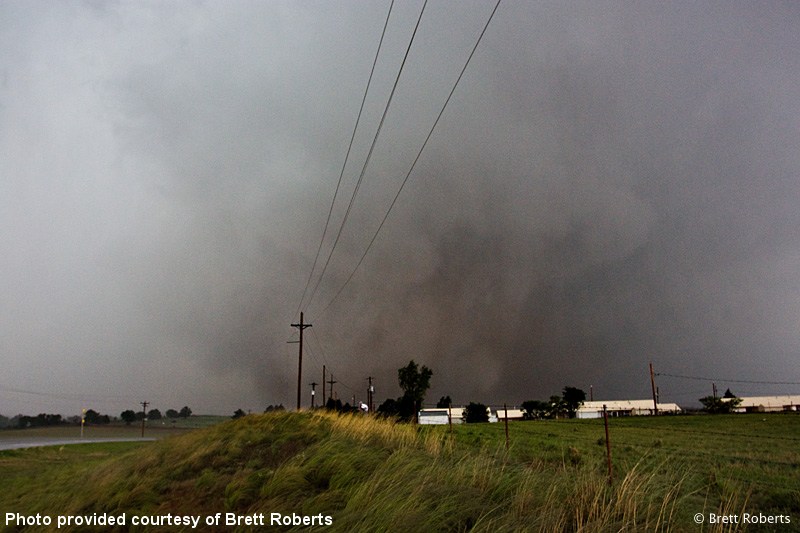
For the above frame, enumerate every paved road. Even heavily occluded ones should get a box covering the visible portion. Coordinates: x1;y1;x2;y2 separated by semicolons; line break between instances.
0;437;156;451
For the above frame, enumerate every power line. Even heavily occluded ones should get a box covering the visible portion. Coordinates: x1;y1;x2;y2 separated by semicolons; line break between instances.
303;0;430;314
308;329;359;394
655;373;800;386
313;0;503;319
0;384;145;404
295;0;396;318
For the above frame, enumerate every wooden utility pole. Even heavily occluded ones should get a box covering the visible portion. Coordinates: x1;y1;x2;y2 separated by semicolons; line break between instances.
649;362;659;415
603;404;613;484
327;375;337;403
310;382;318;408
140;401;149;438
322;365;326;406
367;376;374;413
290;312;312;411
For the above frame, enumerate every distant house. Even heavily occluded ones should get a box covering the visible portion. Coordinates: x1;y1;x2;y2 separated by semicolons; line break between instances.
576;400;682;419
494;408;525;421
418;407;465;425
726;395;800;413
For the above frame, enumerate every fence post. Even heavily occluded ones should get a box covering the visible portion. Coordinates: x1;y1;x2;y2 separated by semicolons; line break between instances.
603;404;612;484
503;403;509;452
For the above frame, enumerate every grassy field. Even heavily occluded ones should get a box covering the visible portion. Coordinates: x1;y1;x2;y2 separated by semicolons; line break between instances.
0;411;797;532
0;415;230;442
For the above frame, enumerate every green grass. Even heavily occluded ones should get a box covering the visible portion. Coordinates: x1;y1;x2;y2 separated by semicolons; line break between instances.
0;412;797;532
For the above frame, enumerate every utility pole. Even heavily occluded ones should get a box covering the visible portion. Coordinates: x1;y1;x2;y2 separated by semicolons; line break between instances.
603;404;613;485
310;382;318;408
322;365;326;406
327;375;337;403
590;385;593;402
649;362;659;415
367;376;374;413
290;312;312;411
140;401;149;438
712;382;718;399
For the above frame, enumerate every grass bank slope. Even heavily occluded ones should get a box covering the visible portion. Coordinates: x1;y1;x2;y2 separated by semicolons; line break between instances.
1;411;798;532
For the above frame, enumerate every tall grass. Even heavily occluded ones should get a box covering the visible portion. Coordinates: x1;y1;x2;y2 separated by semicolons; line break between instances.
1;411;794;532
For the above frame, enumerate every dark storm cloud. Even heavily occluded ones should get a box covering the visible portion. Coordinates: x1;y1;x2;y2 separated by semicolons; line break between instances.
1;1;798;415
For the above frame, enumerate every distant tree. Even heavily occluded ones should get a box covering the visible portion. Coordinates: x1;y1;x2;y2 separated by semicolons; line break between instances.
699;395;741;414
120;410;137;426
723;388;737;399
325;398;343;412
179;406;192;418
436;396;452;408
232;409;246;419
147;409;162;421
464;402;489;423
264;404;285;413
521;400;551;420
82;411;110;425
165;409;180;419
398;360;433;423
0;414;8;428
549;395;565;418
376;398;399;418
561;386;586;418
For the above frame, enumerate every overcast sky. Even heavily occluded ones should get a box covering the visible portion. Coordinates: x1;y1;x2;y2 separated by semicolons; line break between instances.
2;1;799;417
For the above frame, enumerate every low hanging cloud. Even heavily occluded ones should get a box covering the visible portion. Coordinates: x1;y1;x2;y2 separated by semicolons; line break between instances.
1;1;798;415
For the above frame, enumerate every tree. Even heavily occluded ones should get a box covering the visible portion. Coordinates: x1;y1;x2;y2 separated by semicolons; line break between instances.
549;395;565;419
465;402;489;423
147;409;162;421
179;406;192;418
232;409;246;419
165;409;180;419
120;410;137;426
325;398;343;412
376;398;399;418
699;395;741;414
561;386;586;419
436;396;452;408
521;400;550;420
84;409;109;424
398;360;432;423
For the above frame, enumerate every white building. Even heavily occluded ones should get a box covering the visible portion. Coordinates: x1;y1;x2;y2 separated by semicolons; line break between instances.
494;408;525;420
418;407;465;425
727;395;800;413
576;400;682;419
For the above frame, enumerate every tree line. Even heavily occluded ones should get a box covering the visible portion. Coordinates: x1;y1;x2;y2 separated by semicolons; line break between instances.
120;406;192;425
370;359;591;423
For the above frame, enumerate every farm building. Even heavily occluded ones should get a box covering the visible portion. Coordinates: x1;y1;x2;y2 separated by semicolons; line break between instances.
726;395;800;413
576;400;682;418
494;407;525;420
418;407;465;425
